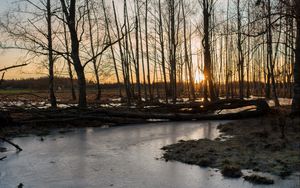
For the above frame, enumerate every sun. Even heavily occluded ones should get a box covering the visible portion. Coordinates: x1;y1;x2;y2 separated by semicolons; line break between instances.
194;70;205;83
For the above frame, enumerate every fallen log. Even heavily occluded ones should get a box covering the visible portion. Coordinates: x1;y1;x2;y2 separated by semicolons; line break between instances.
197;99;270;113
87;99;269;118
90;107;264;121
140;99;270;114
14;99;270;125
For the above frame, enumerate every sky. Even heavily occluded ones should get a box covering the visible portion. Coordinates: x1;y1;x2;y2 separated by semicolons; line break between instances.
0;0;122;80
0;0;228;80
0;0;34;79
0;0;151;80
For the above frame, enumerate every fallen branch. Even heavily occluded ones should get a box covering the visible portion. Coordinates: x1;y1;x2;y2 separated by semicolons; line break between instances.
0;137;22;151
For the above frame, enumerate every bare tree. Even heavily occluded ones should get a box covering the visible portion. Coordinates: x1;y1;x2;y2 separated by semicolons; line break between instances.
62;14;76;100
60;0;87;107
266;0;280;106
158;0;168;103
0;0;58;107
199;0;218;102
60;0;123;107
46;0;57;107
134;0;142;101
237;0;245;99
145;0;153;101
112;0;132;104
168;0;177;103
182;1;196;101
102;0;122;97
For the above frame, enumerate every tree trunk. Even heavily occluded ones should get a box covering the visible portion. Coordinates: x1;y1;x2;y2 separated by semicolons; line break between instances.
47;0;57;108
135;0;141;101
63;14;76;101
169;0;177;103
67;59;76;100
124;0;135;101
225;0;230;99
292;3;300;114
145;0;153;101
138;4;148;101
158;0;168;103
112;0;131;104
237;0;244;99
60;0;87;108
246;0;251;98
102;0;122;97
182;2;195;101
86;0;101;101
202;0;217;102
266;0;279;107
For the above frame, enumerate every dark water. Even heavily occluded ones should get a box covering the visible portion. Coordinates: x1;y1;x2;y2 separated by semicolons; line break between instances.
0;121;299;188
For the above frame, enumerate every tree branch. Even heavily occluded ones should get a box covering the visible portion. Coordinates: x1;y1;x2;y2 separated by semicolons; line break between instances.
83;34;126;68
0;64;28;72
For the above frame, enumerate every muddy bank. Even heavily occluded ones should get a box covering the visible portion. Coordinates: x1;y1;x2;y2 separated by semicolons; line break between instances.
162;111;300;180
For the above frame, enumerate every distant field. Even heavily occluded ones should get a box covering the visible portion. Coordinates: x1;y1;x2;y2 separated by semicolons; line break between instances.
0;88;122;103
0;88;119;95
0;89;37;94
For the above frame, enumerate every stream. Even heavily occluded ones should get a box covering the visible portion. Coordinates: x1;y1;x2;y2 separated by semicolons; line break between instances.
0;121;299;188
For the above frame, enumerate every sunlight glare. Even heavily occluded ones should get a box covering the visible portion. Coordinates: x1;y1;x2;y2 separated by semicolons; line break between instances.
195;70;205;83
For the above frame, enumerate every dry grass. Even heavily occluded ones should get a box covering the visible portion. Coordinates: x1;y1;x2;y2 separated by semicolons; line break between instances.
162;109;300;178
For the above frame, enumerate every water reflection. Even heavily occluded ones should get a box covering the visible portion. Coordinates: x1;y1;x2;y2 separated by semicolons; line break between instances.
0;121;298;188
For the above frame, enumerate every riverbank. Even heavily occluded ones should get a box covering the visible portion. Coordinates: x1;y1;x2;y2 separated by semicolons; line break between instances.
162;108;300;183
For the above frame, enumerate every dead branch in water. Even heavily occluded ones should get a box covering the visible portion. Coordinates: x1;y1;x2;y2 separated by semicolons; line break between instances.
0;137;23;151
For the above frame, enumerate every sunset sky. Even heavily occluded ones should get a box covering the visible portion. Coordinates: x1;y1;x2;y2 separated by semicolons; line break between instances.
0;0;35;79
0;0;122;80
0;0;226;81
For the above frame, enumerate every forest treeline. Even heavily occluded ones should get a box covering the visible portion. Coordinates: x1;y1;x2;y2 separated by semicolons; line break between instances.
0;0;299;114
0;77;294;99
0;77;96;90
